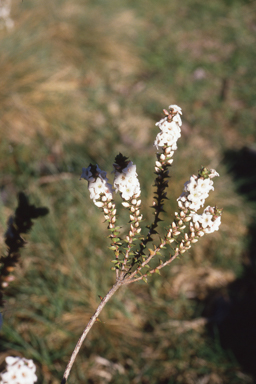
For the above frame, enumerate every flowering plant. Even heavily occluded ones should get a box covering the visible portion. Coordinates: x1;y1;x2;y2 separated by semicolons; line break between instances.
60;104;222;383
0;356;37;384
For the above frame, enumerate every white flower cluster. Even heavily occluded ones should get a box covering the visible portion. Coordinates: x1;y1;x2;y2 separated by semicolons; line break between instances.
0;0;14;30
154;105;182;151
80;165;113;206
113;161;141;201
191;206;222;233
0;356;37;384
178;170;219;212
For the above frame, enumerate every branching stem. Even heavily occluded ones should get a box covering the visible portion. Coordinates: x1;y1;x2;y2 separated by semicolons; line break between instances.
61;280;122;384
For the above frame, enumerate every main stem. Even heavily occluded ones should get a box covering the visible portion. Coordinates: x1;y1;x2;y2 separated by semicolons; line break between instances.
61;280;122;384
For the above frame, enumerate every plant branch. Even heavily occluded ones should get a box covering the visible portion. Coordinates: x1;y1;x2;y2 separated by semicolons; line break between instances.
61;280;122;384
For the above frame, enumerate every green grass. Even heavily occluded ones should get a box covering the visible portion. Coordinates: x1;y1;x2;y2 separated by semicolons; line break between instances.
0;0;255;382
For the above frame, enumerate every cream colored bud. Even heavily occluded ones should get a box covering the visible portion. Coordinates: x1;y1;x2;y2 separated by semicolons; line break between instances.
185;241;191;247
122;202;130;208
178;220;183;226
167;159;173;165
160;154;166;161
184;216;192;222
134;221;140;228
111;217;116;224
112;209;117;215
180;225;186;230
156;161;162;167
135;210;140;216
101;195;107;202
130;215;135;221
155;166;160;172
180;249;186;254
194;222;200;230
109;223;115;229
104;208;109;214
129;231;133;237
179;242;184;249
178;201;184;209
136;200;141;206
180;211;185;218
169;238;175;243
184;233;189;241
152;201;156;206
130;206;136;213
198;231;205;237
172;222;177;229
191;238;198;243
126;235;130;242
104;215;110;220
131;199;137;205
165;147;171;154
95;201;104;207
107;202;113;209
173;231;181;236
136;227;142;234
138;215;143;221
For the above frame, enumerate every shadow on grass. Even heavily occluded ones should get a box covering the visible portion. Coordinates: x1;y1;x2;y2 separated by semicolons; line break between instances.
203;146;256;380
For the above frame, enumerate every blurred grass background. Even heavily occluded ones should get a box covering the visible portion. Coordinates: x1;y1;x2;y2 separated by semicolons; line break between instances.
0;0;256;383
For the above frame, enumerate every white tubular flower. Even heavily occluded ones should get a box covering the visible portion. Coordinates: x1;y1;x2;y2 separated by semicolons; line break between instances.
113;156;141;201
0;356;37;384
80;164;113;205
154;105;182;152
191;206;222;234
177;168;219;213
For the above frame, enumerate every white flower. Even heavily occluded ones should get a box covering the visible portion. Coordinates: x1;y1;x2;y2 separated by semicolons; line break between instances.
191;207;222;234
81;164;113;205
0;356;37;384
178;170;219;213
168;104;182;115
154;105;182;151
113;161;141;201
